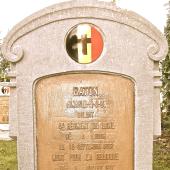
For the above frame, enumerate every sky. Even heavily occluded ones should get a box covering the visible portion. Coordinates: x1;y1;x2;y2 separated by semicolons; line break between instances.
0;0;169;39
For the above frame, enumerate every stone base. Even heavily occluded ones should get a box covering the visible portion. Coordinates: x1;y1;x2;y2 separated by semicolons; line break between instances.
0;124;11;140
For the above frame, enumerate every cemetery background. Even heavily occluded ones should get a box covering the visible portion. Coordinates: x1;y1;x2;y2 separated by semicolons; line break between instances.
0;0;169;170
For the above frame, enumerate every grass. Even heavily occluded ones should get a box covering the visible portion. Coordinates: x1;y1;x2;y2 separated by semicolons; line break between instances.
0;136;169;170
153;125;170;170
0;140;17;170
153;138;170;170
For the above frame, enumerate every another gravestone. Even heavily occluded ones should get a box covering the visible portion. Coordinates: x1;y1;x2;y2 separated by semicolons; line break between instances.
2;1;168;170
0;96;9;123
0;86;9;124
0;86;10;140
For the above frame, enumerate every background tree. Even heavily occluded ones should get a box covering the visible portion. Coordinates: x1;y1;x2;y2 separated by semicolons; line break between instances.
0;39;10;82
161;1;170;133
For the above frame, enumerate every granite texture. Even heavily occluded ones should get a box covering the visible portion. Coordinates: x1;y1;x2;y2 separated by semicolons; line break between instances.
1;0;168;170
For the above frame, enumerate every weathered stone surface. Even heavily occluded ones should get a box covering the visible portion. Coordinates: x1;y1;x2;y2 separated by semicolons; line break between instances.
2;1;168;170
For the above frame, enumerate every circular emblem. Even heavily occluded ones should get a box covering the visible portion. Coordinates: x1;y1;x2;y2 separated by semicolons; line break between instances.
66;24;104;64
1;86;10;95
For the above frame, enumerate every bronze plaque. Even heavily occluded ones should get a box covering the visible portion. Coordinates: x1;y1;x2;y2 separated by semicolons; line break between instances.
35;73;134;170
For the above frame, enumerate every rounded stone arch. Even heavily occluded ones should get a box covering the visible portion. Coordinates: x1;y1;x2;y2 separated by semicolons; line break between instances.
2;0;167;63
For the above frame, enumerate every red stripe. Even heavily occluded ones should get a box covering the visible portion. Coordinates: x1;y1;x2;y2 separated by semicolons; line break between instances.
91;27;103;61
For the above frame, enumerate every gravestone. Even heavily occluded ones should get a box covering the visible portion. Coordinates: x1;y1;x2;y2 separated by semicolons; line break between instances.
0;96;9;123
0;86;10;140
0;86;9;124
1;1;168;170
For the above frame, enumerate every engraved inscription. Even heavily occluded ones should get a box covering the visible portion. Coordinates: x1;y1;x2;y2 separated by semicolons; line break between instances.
57;121;115;131
52;154;65;161
66;98;106;109
73;87;99;96
36;73;134;170
96;153;119;160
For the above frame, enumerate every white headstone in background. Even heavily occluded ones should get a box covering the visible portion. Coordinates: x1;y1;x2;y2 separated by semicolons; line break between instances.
0;85;10;140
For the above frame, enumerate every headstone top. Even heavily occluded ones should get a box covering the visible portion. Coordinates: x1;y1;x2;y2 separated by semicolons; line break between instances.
2;0;167;63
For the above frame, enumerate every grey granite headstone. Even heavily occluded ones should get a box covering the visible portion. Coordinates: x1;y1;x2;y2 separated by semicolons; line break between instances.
1;1;168;170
